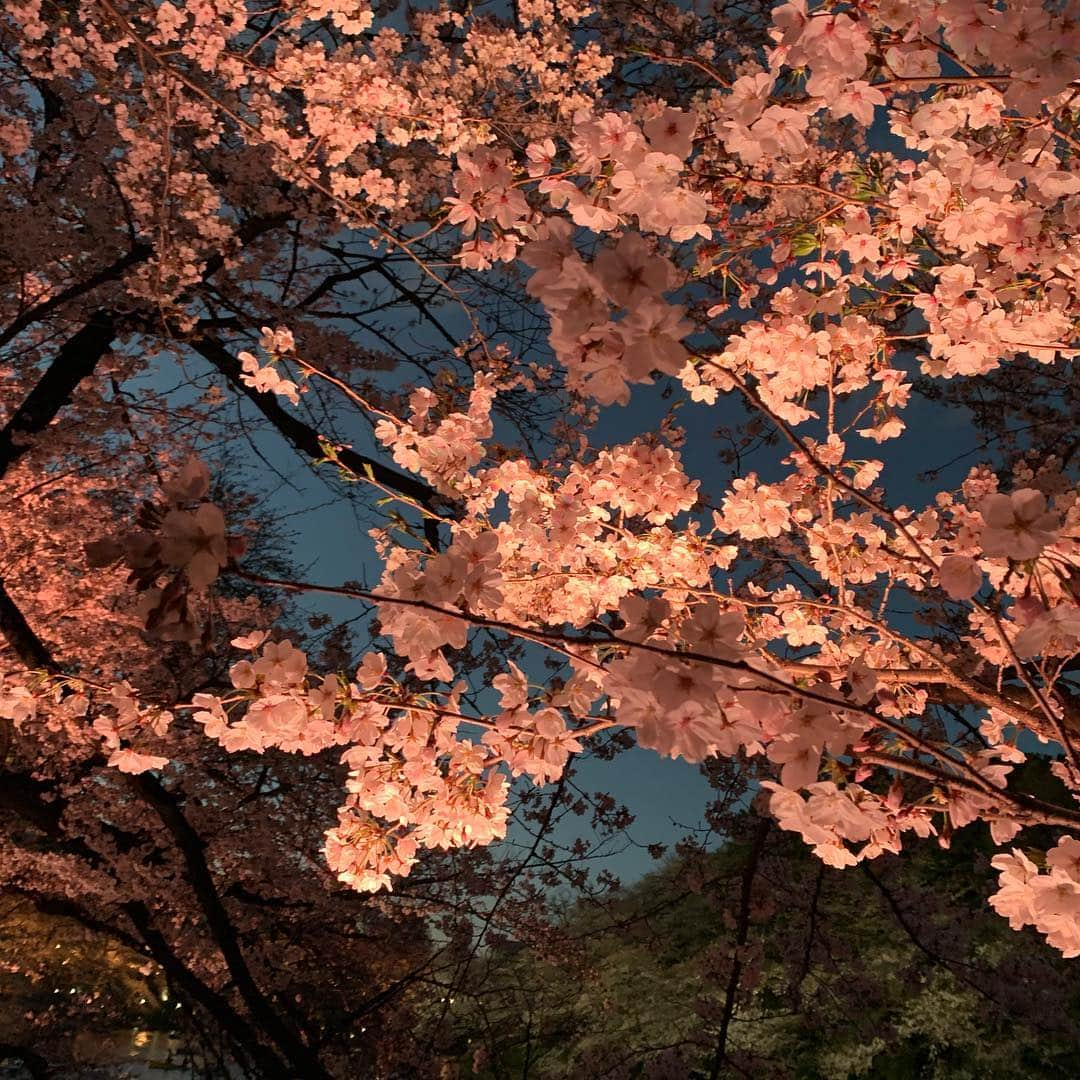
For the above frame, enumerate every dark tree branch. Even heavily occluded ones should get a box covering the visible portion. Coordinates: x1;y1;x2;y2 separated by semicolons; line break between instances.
709;817;769;1080
858;860;1008;1011
5;887;143;955
131;772;331;1079
0;245;149;352
0;589;326;1077
0;213;290;485
0;778;288;1076
190;332;451;549
0;312;117;482
120;899;289;1078
0;578;60;672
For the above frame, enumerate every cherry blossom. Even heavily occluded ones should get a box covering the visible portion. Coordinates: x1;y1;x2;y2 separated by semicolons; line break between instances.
979;489;1060;560
938;555;983;601
4;0;1080;974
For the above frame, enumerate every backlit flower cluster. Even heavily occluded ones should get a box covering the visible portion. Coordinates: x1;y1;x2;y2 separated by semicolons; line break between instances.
4;0;1080;960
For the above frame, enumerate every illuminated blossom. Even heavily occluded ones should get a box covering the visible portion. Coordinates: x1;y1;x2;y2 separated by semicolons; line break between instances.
938;555;983;601
979;489;1059;560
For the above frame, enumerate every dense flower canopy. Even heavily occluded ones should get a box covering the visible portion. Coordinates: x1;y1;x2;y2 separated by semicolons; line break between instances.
2;12;1080;1073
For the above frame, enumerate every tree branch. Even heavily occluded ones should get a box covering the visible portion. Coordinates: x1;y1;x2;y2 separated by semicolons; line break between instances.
0;589;327;1077
191;332;450;549
0;245;149;352
131;771;331;1079
0;312;117;482
709;817;769;1080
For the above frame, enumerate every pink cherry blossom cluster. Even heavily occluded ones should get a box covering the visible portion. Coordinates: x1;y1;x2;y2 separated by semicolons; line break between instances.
763;780;935;870
524;225;692;405
346;372;1079;938
374;375;498;498
182;629;592;891
236;326;303;406
0;675;172;777
83;457;233;645
991;838;1080;958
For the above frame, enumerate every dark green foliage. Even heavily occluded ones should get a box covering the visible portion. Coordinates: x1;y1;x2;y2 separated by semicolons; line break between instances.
445;795;1080;1079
